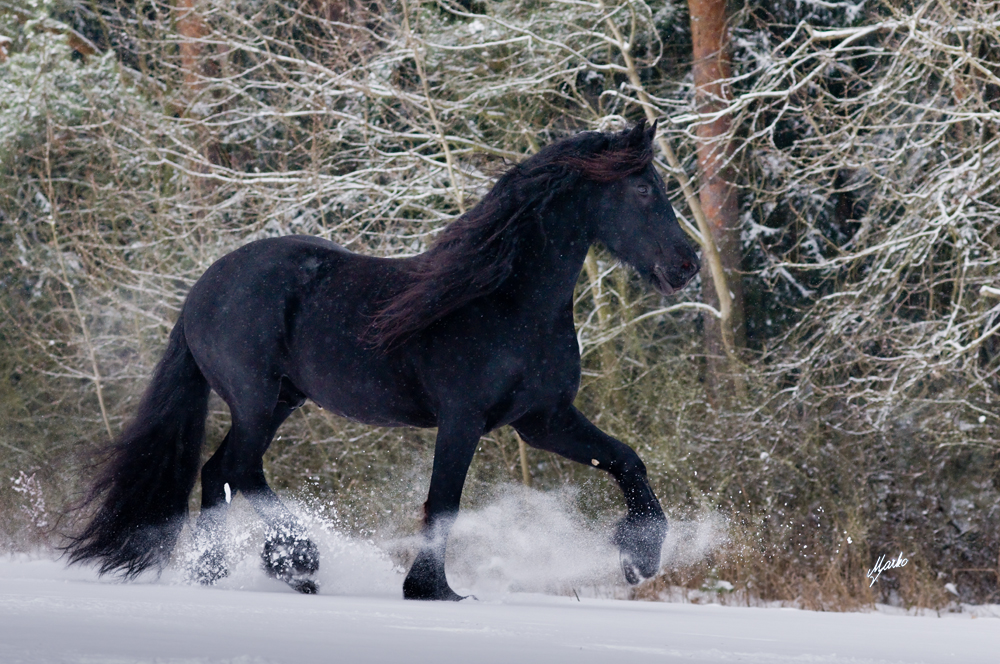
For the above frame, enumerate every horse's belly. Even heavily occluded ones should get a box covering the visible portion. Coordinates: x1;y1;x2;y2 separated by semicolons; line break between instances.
312;392;436;428
293;354;436;429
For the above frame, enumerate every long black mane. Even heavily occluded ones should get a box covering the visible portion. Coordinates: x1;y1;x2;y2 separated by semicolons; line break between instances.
369;121;655;347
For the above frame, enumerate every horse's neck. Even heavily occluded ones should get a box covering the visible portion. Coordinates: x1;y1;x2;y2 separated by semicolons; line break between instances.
500;208;594;321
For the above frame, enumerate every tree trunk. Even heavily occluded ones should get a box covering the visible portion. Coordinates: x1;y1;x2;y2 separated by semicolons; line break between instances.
599;0;741;397
177;0;206;95
175;0;216;214
689;0;744;401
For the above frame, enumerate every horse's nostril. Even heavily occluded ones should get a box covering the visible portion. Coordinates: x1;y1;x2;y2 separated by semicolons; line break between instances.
675;259;699;282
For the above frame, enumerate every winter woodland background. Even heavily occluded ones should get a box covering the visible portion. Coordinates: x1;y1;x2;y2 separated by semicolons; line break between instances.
1;0;998;609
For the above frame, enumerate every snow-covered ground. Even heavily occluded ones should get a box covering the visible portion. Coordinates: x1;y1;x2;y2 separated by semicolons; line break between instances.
2;489;996;663
0;558;996;664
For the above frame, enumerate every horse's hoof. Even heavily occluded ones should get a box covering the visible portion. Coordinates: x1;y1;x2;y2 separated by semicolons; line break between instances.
290;578;320;595
613;513;667;584
620;553;641;585
403;580;465;601
262;533;320;590
403;550;463;600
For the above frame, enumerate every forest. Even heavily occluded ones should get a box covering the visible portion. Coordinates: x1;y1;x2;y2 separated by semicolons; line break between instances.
1;0;998;609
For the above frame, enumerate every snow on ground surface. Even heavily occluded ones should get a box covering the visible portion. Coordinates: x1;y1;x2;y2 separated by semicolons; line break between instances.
0;558;997;664
2;489;996;663
0;559;1000;664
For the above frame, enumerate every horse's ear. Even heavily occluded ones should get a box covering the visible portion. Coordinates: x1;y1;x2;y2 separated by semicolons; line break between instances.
627;118;647;145
645;119;658;143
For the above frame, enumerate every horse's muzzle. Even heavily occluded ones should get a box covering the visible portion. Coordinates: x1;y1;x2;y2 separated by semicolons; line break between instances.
652;261;699;296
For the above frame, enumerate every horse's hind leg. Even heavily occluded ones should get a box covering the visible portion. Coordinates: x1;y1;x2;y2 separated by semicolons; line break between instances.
192;429;235;584
194;379;319;593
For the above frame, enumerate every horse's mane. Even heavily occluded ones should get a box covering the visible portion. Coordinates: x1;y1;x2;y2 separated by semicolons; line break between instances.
369;120;656;348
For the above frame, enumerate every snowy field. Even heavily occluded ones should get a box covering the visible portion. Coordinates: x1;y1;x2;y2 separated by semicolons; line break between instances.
0;558;997;664
2;490;997;663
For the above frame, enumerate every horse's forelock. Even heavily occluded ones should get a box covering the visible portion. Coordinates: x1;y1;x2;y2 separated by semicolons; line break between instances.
561;146;654;182
554;122;655;183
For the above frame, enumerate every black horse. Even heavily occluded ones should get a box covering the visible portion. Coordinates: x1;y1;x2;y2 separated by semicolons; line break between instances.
66;121;699;599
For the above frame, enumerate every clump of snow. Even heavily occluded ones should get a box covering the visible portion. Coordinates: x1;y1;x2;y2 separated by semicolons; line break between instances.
701;578;735;593
10;470;49;529
659;510;730;569
439;485;621;598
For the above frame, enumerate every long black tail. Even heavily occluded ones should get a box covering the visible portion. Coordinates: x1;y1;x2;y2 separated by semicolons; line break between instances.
65;316;210;578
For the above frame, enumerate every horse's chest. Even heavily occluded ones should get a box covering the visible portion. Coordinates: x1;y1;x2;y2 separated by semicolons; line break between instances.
520;346;578;392
421;308;580;425
479;332;580;418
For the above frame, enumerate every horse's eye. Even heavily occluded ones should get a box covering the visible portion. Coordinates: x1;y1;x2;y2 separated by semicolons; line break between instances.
637;184;650;196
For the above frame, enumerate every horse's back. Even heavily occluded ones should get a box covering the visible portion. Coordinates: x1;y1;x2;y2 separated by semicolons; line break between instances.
183;234;352;320
181;236;360;390
179;235;428;424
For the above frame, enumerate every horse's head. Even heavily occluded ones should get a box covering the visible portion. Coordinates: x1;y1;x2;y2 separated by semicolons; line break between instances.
590;122;700;295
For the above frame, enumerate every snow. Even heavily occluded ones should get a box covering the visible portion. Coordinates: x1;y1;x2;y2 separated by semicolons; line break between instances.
1;489;996;663
0;558;995;664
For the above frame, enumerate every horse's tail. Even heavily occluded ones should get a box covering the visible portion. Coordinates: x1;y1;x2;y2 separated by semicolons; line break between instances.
65;316;210;578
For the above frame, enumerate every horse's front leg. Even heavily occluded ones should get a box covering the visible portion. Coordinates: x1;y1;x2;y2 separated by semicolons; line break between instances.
403;417;483;601
513;405;667;584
